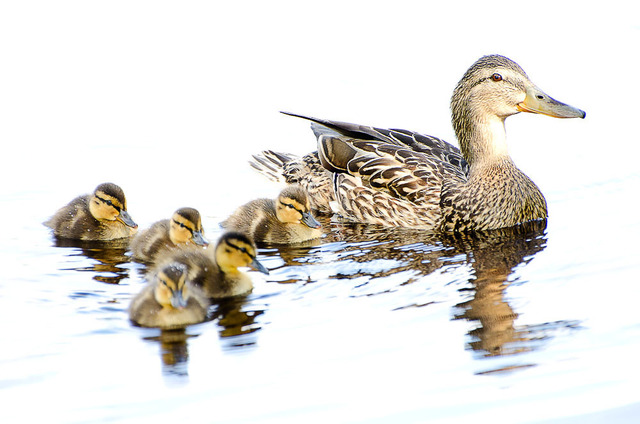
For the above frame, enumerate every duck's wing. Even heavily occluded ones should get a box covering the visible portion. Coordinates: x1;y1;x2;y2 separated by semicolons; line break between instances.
283;111;468;173
283;113;468;229
320;136;467;228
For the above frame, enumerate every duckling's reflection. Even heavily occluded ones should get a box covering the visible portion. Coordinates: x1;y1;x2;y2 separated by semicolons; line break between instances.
52;237;131;284
449;220;548;360
210;296;265;351
143;329;194;378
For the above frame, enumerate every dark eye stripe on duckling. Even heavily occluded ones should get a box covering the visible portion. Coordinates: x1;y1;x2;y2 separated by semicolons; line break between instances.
95;194;121;212
280;201;304;215
172;219;194;235
226;240;255;259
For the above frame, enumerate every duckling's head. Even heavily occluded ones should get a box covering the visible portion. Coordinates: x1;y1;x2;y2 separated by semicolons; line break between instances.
169;207;208;246
89;183;138;229
275;186;322;229
153;263;191;309
451;55;585;163
215;231;269;275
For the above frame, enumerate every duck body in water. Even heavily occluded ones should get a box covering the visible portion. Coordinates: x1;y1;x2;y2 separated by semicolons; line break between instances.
251;55;585;232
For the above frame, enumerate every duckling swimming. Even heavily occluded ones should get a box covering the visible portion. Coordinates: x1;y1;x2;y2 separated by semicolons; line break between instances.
129;263;209;329
130;207;208;263
45;182;138;240
221;185;322;244
153;231;269;299
251;55;585;232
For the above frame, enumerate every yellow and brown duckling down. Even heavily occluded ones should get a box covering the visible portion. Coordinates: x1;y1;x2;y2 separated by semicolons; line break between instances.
251;55;585;232
130;207;208;263
152;231;269;299
45;182;138;240
129;262;209;329
221;185;322;244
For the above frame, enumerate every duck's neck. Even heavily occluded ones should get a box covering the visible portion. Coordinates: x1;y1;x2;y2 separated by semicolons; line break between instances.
453;107;511;169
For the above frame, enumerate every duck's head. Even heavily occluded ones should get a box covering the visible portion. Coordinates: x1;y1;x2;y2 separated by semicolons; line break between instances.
89;183;138;229
153;263;191;309
451;55;585;163
169;207;208;246
215;231;269;275
275;186;321;229
452;55;586;121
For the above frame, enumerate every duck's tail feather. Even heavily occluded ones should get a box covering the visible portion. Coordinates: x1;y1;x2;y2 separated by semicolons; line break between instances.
249;150;299;183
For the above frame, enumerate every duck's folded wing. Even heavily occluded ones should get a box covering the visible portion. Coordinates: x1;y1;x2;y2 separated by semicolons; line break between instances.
319;135;467;229
284;111;468;174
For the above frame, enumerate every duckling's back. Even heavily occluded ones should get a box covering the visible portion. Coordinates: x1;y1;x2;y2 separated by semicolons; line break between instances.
222;198;276;240
153;246;253;299
130;219;172;263
222;198;319;244
45;194;101;240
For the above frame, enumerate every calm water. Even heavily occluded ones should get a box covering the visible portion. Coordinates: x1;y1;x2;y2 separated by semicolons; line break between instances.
3;163;640;423
2;3;640;423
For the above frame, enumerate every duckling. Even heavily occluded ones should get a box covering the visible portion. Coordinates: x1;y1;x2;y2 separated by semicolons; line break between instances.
130;207;209;263
251;55;585;231
153;231;269;299
221;185;322;244
45;182;138;240
129;263;209;329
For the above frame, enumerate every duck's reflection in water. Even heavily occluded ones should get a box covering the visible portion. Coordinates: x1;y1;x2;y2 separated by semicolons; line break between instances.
52;237;131;284
447;220;559;366
263;216;581;373
211;296;266;351
143;329;194;378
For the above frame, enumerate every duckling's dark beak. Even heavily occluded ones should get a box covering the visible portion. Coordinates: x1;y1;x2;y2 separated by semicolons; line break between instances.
517;85;586;119
170;289;187;309
192;230;209;247
250;258;270;275
301;212;322;229
117;209;138;229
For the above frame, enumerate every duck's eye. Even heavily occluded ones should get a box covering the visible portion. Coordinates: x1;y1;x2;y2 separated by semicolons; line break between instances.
491;73;503;82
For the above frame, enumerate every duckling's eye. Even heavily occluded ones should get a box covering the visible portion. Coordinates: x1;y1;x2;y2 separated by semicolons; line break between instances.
280;201;304;214
96;195;120;211
172;219;193;234
226;241;253;258
491;73;503;82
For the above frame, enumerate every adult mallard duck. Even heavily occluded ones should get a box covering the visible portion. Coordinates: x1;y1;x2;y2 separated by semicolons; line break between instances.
45;182;138;240
152;231;269;299
129;262;209;329
251;55;585;232
130;207;209;263
221;185;322;244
